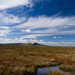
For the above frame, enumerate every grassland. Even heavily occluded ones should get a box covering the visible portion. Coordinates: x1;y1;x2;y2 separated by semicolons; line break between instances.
48;71;70;75
0;44;75;75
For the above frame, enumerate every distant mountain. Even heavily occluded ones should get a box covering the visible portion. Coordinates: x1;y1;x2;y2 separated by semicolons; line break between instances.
0;42;43;46
23;42;42;46
32;42;41;46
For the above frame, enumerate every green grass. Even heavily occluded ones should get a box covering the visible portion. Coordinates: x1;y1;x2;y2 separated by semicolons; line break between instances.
0;45;75;75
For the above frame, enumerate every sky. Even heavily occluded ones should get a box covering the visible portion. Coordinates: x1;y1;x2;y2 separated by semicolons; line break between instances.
0;0;75;46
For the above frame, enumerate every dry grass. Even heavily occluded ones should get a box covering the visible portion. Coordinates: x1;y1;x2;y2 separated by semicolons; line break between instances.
0;45;75;75
60;63;75;71
48;71;70;75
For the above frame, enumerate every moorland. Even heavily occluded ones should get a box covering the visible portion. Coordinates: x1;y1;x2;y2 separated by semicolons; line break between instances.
0;44;75;75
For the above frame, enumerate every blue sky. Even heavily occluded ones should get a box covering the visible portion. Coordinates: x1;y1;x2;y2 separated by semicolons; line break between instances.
0;0;75;46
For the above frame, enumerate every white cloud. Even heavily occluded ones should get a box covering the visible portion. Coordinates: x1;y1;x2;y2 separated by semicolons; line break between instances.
21;29;31;33
21;36;36;39
53;36;56;39
0;26;9;29
20;34;49;39
21;30;25;32
0;26;10;36
14;16;75;29
21;34;39;39
0;29;10;36
13;16;75;37
0;11;26;25
0;38;28;43
0;0;32;10
40;41;75;47
25;29;31;33
53;36;61;39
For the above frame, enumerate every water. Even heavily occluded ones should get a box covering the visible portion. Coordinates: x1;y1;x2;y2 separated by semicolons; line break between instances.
36;65;73;75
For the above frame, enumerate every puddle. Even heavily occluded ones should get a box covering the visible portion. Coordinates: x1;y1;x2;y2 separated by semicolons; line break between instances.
36;65;73;75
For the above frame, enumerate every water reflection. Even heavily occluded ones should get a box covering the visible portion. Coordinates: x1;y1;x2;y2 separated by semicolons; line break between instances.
36;65;73;75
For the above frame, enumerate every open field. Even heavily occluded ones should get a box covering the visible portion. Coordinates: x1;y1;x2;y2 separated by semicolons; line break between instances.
0;44;75;75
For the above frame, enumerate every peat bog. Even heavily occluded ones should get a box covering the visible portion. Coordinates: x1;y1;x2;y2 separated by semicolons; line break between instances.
0;44;75;75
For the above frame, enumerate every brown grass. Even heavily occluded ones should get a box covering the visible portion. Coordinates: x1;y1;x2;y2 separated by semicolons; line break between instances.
0;45;75;75
48;71;70;75
60;62;75;71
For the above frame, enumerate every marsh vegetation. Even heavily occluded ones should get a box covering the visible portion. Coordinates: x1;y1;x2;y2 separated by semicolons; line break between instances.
0;44;75;75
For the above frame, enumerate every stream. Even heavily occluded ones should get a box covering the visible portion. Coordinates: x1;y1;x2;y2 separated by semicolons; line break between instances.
36;65;74;75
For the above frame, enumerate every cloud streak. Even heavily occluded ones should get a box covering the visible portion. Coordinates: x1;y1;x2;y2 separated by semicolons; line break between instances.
13;16;75;38
14;16;75;29
0;11;26;25
0;0;32;10
0;29;9;36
